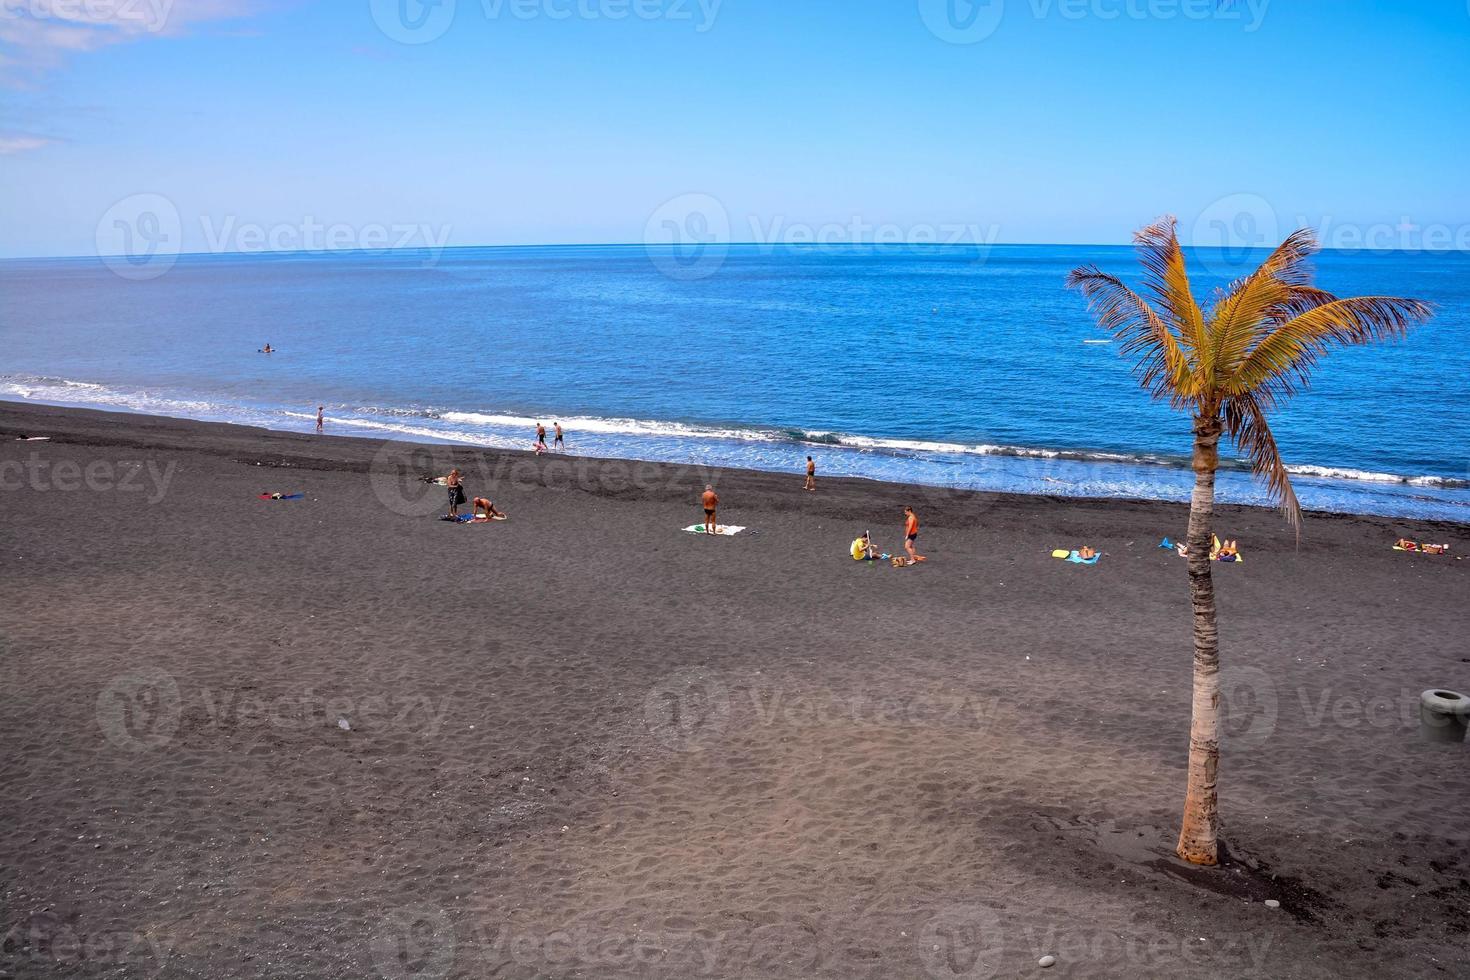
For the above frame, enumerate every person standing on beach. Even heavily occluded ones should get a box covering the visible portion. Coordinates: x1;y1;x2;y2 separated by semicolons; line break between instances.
701;484;719;535
315;405;324;433
446;468;467;518
804;456;816;491
554;422;565;451
903;505;924;563
534;423;547;455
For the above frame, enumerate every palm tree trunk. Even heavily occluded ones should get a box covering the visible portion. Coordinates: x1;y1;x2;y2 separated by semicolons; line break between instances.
1177;416;1223;865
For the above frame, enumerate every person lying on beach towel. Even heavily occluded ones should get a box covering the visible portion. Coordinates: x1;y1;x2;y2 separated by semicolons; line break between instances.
258;492;304;500
1395;539;1448;554
1174;535;1243;562
471;497;507;521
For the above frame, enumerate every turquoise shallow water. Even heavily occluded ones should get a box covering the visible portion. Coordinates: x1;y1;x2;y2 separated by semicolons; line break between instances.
2;243;1467;521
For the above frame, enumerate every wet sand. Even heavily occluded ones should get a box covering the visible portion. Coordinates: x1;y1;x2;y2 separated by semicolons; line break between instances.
1;399;1467;979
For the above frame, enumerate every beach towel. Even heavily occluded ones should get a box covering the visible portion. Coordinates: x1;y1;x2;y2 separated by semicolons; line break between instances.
258;492;304;500
683;524;746;536
1065;551;1100;565
439;514;475;523
470;514;509;523
1395;540;1448;554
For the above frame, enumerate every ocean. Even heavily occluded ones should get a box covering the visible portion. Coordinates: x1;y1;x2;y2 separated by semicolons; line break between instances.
3;243;1467;522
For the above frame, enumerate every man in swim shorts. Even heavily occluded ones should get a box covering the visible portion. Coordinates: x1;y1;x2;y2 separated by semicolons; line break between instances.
534;423;547;455
446;468;466;518
701;484;719;535
804;456;816;491
316;405;324;433
903;505;924;562
554;422;564;451
472;497;505;521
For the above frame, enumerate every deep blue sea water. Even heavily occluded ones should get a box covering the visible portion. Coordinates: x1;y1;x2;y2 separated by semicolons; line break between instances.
3;244;1467;521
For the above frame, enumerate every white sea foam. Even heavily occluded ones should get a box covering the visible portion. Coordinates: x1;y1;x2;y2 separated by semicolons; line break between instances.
5;373;1466;494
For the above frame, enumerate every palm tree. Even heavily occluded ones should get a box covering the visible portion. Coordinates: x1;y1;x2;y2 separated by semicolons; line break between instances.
1067;217;1431;865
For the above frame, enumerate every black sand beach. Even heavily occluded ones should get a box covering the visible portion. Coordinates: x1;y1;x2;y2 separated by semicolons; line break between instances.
1;399;1467;979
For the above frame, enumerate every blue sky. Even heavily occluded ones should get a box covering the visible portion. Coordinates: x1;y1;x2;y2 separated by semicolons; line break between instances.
2;0;1468;257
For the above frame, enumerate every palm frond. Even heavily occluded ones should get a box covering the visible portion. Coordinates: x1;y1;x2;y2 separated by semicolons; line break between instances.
1065;266;1191;402
1223;393;1301;530
1230;296;1432;397
1209;229;1326;379
1133;218;1207;356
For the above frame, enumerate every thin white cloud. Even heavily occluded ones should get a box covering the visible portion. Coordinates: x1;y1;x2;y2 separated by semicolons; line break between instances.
0;132;56;154
0;0;268;81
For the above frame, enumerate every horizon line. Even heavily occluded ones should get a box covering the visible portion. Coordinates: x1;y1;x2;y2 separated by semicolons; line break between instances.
7;239;1470;263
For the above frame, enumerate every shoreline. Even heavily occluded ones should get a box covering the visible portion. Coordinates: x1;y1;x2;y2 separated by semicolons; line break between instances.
4;398;1467;531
